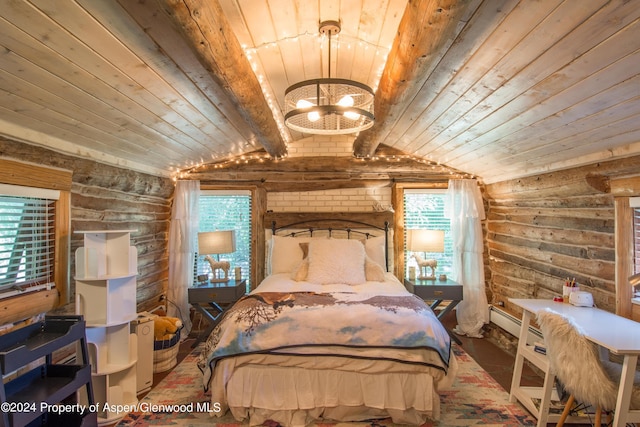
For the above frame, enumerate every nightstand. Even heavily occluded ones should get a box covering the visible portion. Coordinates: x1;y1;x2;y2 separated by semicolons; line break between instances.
404;277;463;345
188;279;246;347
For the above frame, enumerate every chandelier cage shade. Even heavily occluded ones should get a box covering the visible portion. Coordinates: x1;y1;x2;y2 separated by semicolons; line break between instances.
284;20;375;135
284;79;375;135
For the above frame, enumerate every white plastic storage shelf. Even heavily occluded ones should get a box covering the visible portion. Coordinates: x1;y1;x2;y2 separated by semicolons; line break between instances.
74;229;138;426
75;230;137;327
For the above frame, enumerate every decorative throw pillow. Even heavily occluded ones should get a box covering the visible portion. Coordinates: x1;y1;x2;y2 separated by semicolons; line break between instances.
299;242;310;259
290;258;309;281
364;236;387;271
306;239;366;285
364;255;386;281
270;236;309;274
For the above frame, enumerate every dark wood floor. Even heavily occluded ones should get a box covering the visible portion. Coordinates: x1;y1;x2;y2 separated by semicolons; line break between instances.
439;309;544;392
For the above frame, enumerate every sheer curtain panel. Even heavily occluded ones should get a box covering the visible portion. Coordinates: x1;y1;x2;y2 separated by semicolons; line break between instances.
446;179;488;338
167;180;200;339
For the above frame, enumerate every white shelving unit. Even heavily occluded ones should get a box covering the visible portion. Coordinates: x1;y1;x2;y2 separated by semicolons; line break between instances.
75;230;138;426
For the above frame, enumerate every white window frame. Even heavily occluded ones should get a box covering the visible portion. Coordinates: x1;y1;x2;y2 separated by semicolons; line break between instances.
196;190;252;288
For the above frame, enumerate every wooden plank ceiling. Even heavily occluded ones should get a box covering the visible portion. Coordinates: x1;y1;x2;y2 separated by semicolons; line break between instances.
0;0;638;183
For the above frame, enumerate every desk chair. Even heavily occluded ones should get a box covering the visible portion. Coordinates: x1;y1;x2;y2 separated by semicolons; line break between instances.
537;308;640;426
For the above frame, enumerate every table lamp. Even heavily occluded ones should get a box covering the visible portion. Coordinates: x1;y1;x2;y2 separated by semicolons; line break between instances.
198;230;236;282
407;229;445;280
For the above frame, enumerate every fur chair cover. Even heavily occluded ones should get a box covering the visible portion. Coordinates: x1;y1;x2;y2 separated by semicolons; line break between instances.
536;308;640;411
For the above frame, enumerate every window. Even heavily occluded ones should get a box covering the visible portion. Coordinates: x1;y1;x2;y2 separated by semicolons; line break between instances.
195;191;252;288
0;185;58;298
403;190;453;278
632;197;640;290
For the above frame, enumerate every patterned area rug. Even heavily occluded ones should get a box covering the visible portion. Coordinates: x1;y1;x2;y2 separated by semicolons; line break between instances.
117;345;536;426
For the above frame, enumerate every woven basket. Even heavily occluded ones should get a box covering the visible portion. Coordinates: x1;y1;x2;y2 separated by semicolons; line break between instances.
153;343;179;373
152;326;182;373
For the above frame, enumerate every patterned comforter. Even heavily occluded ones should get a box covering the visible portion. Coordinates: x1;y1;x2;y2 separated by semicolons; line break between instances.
197;288;452;391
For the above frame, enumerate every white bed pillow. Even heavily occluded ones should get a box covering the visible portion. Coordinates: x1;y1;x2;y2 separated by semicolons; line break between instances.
306;239;366;285
270;235;311;274
364;235;387;271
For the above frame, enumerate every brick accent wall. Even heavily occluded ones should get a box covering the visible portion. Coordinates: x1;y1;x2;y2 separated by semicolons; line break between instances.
267;135;392;212
267;188;392;212
286;135;354;157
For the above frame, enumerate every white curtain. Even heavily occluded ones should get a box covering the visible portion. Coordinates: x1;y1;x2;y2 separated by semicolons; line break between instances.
167;180;200;339
446;179;489;338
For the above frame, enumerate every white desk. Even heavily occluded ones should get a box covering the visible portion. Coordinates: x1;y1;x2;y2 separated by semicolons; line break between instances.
509;298;640;427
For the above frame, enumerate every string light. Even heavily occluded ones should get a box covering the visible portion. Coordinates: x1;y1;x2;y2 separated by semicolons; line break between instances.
170;28;472;182
172;152;474;181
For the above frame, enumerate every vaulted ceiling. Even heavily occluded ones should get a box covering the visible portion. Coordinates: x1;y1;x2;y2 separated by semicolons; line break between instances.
0;0;638;183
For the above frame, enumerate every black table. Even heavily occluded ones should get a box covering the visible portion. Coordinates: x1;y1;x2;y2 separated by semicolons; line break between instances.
404;277;464;345
188;279;246;347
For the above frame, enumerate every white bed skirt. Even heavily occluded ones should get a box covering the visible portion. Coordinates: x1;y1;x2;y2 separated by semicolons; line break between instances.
221;362;453;426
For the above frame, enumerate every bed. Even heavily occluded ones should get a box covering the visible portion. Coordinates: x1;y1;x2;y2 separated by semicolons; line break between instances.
197;219;458;426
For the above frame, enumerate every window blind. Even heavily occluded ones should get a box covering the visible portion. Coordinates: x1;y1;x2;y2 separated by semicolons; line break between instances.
0;195;56;291
403;190;453;277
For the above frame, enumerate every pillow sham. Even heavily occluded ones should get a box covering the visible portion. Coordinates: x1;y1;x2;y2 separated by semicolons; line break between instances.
291;255;385;282
306;239;366;285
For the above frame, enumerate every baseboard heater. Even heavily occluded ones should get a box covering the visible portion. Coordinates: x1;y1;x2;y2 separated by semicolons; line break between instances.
489;304;543;343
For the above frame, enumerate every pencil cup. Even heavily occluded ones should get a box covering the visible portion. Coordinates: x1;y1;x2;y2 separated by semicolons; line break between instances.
562;285;579;303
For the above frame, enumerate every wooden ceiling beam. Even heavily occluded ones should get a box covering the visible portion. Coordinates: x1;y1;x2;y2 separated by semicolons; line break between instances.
156;0;287;158
185;155;457;174
353;0;475;158
187;154;465;192
486;154;640;200
196;178;453;193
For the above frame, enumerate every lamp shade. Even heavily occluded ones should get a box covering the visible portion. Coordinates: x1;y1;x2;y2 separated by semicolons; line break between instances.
407;229;445;253
198;230;236;255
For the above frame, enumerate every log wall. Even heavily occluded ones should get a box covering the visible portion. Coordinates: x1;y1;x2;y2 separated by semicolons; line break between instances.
484;161;629;316
0;138;174;314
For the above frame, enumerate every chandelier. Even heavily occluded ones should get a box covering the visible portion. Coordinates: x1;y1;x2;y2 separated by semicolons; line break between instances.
284;21;375;135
